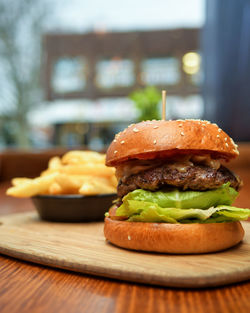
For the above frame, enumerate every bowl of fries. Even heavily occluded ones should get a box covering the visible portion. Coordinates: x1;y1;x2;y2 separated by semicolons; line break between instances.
7;151;117;222
32;193;117;222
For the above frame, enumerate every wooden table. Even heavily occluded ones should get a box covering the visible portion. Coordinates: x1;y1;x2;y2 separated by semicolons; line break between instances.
0;182;250;313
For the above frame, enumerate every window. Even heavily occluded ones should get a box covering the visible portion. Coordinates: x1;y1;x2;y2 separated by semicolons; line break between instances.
167;95;204;119
96;58;134;89
52;57;86;93
141;57;180;85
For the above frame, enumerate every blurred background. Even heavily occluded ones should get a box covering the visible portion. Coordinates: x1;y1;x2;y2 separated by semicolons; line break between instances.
0;0;249;210
0;0;249;152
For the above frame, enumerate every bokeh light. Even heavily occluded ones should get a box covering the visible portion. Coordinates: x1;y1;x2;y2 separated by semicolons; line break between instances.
182;52;201;75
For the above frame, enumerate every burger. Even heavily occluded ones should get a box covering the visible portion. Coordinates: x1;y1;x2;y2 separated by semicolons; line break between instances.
104;119;250;254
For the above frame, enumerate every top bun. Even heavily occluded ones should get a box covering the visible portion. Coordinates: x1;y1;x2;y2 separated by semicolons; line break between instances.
106;120;239;166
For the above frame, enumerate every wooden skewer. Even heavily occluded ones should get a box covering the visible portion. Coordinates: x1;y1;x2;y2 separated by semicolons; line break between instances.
162;90;167;120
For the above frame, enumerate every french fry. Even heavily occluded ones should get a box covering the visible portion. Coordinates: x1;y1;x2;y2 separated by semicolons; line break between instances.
54;175;113;194
55;174;86;194
62;151;105;165
6;173;58;197
79;180;116;195
109;175;118;188
40;168;59;176
48;156;62;169
60;164;115;177
11;177;32;186
48;182;63;195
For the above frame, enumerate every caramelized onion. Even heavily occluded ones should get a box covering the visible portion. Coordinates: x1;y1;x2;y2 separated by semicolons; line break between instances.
115;154;221;179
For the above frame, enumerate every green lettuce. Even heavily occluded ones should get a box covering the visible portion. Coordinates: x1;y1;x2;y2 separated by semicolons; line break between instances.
115;184;250;223
119;183;238;210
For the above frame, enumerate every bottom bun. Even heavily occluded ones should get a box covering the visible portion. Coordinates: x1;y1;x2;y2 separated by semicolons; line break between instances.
104;218;244;254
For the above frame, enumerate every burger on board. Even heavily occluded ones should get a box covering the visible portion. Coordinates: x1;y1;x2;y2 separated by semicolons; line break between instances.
104;119;250;254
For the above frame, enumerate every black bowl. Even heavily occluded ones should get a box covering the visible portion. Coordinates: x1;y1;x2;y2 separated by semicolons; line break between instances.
32;194;117;222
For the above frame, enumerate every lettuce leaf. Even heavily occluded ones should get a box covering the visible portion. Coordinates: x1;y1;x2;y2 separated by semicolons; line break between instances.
116;200;250;223
120;183;238;210
115;185;250;223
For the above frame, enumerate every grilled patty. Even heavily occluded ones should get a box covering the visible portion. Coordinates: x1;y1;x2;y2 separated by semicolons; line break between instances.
117;164;242;198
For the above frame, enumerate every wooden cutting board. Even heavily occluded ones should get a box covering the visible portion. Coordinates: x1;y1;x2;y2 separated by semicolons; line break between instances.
0;212;249;288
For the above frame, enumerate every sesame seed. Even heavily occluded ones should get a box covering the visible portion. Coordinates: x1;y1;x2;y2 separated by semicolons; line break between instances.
218;129;222;132
217;134;220;138
225;143;229;147
153;140;157;145
133;128;139;133
121;140;125;144
114;150;118;154
181;132;184;136
153;126;159;129
114;139;117;142
178;124;183;127
225;137;227;141
128;235;131;240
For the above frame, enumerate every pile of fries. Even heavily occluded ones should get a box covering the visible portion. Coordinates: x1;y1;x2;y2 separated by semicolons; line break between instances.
6;151;117;197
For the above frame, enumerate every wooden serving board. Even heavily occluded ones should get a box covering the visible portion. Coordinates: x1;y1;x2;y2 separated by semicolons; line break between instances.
0;212;250;288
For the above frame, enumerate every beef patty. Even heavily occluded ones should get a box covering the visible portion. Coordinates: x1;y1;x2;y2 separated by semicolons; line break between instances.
117;163;242;198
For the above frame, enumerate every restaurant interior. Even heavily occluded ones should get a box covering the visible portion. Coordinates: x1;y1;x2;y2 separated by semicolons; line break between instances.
0;0;250;312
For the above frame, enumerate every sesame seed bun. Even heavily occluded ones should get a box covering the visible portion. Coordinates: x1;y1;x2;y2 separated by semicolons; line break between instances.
104;217;244;254
106;120;239;167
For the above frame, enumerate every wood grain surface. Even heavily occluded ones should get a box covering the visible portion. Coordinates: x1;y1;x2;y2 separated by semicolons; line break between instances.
0;212;250;288
1;255;250;313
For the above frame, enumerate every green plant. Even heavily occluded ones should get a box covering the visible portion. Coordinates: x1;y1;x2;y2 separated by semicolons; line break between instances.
129;86;161;121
